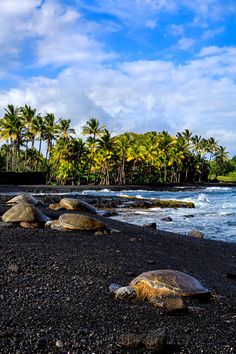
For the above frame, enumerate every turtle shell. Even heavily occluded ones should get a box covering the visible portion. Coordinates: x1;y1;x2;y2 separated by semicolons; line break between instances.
129;270;209;299
6;193;40;206
59;198;97;213
58;213;106;231
2;203;50;223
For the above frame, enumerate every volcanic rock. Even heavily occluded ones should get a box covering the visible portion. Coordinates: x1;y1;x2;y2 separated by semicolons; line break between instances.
188;230;204;239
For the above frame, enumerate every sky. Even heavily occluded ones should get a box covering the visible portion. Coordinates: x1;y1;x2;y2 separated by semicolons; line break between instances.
0;0;236;154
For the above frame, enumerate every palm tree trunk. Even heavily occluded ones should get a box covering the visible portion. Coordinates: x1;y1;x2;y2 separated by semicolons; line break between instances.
36;138;42;171
11;139;15;171
6;140;9;172
164;162;167;183
24;141;28;171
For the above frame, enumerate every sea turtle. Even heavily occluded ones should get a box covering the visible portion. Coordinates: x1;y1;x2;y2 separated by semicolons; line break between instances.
45;213;106;231
2;202;50;227
6;193;42;206
49;198;97;213
109;270;210;309
49;197;112;216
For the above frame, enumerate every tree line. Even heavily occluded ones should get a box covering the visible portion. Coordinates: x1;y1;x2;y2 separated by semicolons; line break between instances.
0;104;232;185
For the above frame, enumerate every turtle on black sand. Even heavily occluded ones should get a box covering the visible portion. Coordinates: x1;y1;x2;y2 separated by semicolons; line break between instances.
1;202;50;228
109;270;211;312
45;213;106;231
6;193;42;206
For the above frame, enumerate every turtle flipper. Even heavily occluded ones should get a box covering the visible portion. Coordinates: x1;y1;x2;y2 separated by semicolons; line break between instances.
109;284;136;300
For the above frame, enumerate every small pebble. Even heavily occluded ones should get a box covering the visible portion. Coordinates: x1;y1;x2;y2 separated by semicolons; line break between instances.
8;264;20;273
55;340;64;348
146;259;156;265
129;237;137;242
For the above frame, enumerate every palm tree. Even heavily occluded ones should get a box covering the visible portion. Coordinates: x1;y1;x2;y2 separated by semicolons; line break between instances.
43;113;60;170
142;134;159;183
127;137;145;183
82;118;104;141
68;138;87;184
0;105;23;171
20;105;40;171
206;137;218;160
114;133;134;184
158;131;174;183
34;115;46;171
214;146;229;163
51;137;87;185
0;143;10;171
57;119;75;141
177;129;192;150
173;136;191;183
96;129;114;184
82;118;104;182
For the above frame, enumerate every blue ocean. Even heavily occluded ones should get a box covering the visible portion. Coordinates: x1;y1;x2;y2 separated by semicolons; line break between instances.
77;187;236;243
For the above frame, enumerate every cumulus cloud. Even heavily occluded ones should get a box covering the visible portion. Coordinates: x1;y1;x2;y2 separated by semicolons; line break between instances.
0;0;41;69
0;0;114;74
1;46;236;154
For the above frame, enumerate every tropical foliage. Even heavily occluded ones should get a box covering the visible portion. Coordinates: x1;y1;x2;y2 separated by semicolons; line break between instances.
0;104;233;185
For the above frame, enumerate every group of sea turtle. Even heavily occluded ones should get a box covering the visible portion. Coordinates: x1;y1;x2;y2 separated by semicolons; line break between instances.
0;193;107;231
1;192;211;312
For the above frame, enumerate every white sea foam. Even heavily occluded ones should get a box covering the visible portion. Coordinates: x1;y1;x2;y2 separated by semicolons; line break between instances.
218;211;235;216
135;194;144;199
81;190;96;195
205;187;232;192
134;211;150;215
197;193;209;202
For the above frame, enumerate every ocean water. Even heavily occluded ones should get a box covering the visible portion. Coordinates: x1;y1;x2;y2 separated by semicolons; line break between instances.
76;187;236;243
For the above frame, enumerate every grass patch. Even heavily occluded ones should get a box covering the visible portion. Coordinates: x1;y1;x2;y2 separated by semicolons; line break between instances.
217;172;236;182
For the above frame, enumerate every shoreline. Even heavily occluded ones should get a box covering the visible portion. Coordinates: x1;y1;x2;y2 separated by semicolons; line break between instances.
0;182;236;194
0;191;236;353
0;184;235;245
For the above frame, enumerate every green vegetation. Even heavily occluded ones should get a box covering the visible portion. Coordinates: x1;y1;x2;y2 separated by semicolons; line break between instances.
217;172;236;183
0;104;235;185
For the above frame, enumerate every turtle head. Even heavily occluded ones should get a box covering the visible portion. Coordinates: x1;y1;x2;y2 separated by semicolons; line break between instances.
109;284;136;300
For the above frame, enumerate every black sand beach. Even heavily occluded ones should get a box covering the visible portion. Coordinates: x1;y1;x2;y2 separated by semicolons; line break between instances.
0;188;236;353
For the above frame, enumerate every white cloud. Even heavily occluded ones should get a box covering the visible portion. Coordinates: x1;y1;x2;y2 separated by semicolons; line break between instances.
177;37;195;50
0;0;41;56
1;46;236;154
0;0;114;74
79;0;177;28
36;33;114;66
31;1;116;66
201;26;224;40
198;46;225;57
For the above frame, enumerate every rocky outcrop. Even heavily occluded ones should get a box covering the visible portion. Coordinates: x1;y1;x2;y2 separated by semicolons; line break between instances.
188;229;204;239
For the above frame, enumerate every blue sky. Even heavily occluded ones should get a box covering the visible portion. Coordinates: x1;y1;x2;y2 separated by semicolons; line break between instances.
0;0;236;154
